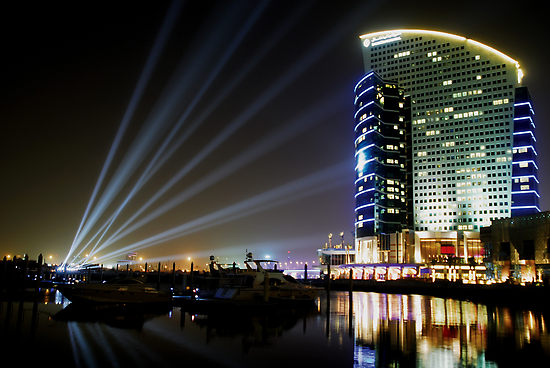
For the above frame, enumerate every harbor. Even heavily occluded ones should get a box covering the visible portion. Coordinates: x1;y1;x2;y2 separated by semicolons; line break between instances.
2;287;550;367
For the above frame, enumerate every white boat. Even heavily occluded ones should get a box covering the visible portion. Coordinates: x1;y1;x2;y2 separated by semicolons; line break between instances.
203;254;321;303
56;278;172;305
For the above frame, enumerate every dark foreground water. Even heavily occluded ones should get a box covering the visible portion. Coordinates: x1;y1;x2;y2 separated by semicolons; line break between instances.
1;289;549;367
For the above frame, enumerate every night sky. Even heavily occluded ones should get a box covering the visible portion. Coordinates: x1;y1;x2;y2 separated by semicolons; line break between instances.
1;1;548;267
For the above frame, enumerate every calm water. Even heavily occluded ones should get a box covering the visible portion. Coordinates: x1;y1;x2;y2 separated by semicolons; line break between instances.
1;289;549;367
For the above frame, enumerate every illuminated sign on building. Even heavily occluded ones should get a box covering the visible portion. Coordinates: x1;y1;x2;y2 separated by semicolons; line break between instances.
362;32;402;48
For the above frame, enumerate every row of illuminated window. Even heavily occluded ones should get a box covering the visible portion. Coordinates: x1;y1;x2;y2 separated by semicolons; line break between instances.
413;131;510;145
413;90;513;116
416;194;509;203
393;50;411;58
414;186;509;197
415;201;508;210
388;61;507;84
370;43;476;71
413;151;509;163
452;89;483;98
453;110;481;119
415;197;508;205
417;207;509;215
414;140;508;154
512;147;534;154
377;66;511;93
493;98;509;105
370;40;457;60
415;90;508;109
414;164;508;175
513;177;533;183
413;84;506;103
356;184;404;193
413;118;510;133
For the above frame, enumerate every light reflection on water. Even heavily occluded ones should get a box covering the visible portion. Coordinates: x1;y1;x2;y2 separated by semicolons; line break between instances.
0;289;549;367
343;292;550;367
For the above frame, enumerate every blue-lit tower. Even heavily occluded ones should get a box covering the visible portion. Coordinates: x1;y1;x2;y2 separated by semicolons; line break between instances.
511;87;540;215
354;72;409;239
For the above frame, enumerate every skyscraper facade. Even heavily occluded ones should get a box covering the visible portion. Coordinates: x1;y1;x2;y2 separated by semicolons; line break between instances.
354;72;409;238
355;29;540;263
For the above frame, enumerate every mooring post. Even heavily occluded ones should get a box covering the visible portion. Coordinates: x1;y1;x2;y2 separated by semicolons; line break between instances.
157;262;161;290
190;262;194;289
100;264;104;282
304;263;308;281
349;268;353;292
171;262;176;292
126;264;129;276
264;272;270;302
327;259;331;292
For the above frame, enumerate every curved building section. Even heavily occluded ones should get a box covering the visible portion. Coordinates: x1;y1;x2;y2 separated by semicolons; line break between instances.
512;87;540;215
354;72;409;238
359;29;538;234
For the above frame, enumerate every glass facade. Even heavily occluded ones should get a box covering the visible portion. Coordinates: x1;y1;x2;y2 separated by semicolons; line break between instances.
512;87;540;215
358;30;540;234
354;72;409;238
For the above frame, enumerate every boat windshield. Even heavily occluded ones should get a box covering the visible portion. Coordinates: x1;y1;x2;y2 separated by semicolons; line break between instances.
246;260;280;271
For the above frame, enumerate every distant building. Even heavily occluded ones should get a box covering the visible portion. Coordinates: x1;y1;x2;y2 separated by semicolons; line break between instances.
317;233;355;266
481;211;550;282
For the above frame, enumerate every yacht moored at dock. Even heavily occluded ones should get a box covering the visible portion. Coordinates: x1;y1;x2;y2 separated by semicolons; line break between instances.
194;253;321;304
55;278;172;305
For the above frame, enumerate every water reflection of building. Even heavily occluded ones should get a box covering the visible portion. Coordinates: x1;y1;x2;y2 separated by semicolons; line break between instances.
334;291;550;367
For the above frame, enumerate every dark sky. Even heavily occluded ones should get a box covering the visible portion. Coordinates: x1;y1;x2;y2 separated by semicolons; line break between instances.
0;1;548;267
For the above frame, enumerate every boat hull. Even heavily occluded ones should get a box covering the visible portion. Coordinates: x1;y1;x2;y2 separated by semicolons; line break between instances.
210;285;320;303
56;283;172;305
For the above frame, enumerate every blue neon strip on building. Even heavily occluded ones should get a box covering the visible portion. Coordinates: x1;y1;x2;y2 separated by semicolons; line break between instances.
353;71;409;238
511;87;540;216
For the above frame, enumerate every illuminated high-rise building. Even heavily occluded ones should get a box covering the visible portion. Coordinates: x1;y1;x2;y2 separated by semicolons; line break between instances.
355;29;540;264
354;72;410;238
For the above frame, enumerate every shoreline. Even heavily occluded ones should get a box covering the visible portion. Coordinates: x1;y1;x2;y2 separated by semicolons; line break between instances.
313;279;550;310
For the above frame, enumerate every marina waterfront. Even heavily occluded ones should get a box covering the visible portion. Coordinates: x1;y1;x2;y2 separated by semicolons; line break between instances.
1;289;549;367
